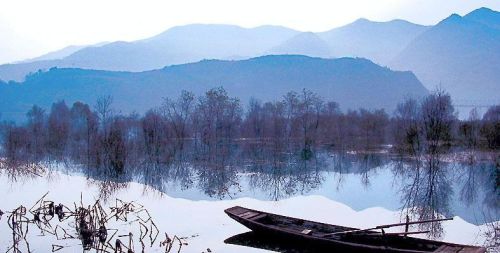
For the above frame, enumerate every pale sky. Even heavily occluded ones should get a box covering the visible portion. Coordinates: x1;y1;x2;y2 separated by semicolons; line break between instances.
0;0;499;64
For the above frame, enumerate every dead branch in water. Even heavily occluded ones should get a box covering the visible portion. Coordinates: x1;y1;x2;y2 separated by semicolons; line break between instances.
1;193;188;253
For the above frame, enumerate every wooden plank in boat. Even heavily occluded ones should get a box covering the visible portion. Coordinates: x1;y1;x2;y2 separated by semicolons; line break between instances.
301;229;312;235
251;213;267;220
227;206;250;215
434;245;464;253
238;211;261;219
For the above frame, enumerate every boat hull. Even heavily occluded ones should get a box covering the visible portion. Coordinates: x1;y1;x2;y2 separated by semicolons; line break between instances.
224;206;486;253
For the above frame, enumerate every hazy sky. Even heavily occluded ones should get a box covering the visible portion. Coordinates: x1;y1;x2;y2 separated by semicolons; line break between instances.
0;0;499;64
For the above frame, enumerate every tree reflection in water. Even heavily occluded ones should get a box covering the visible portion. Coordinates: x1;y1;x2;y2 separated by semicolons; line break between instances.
394;154;452;238
393;150;499;240
1;141;498;243
455;153;499;250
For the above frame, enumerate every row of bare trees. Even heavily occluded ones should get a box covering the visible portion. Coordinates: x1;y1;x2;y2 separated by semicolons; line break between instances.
392;89;500;155
1;87;499;173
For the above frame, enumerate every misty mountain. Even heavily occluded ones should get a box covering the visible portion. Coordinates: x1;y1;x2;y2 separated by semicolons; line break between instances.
390;8;500;103
318;18;428;65
0;24;299;81
0;19;430;81
0;55;427;122
63;24;300;72
25;45;88;62
0;13;461;82
0;59;63;82
0;44;109;81
464;7;500;30
23;42;109;62
265;32;333;57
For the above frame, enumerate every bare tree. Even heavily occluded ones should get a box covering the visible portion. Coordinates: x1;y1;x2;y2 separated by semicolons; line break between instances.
243;98;264;139
458;108;481;151
48;101;71;157
94;95;114;133
481;105;500;149
282;91;299;146
319;101;340;145
161;90;195;149
195;87;242;157
26;105;46;159
142;109;167;163
420;89;456;155
393;98;421;155
4;125;30;161
106;118;127;173
70;102;98;166
296;89;323;153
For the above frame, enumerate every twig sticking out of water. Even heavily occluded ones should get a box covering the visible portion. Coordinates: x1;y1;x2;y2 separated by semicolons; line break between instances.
6;206;31;253
51;245;63;252
160;233;187;253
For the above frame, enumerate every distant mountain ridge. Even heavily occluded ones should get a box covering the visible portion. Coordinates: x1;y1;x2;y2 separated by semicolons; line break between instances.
0;7;497;108
265;32;333;58
0;55;427;122
464;7;500;30
21;42;109;63
0;18;427;81
317;18;428;64
389;8;500;103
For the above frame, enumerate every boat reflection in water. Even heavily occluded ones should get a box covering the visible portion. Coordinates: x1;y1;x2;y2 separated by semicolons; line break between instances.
225;231;321;253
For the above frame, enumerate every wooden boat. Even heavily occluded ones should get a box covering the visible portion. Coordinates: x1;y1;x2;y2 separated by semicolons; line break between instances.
225;206;486;253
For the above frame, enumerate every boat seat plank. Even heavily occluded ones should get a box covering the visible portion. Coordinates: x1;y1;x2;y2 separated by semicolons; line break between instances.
434;245;465;253
238;211;261;219
251;213;267;220
301;229;313;235
227;206;251;215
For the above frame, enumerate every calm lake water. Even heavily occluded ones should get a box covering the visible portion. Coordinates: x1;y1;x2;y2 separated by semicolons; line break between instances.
0;151;498;252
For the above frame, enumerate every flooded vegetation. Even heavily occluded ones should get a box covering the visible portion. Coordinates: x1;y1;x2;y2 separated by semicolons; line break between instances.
0;88;499;252
1;193;185;253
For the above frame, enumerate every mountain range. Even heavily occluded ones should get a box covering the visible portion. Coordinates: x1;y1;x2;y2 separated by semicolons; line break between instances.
0;7;497;120
0;55;427;122
0;25;301;81
0;15;430;80
389;7;500;103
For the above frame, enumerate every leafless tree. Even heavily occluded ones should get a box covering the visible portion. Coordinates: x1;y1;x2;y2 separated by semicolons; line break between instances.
393;98;421;155
420;89;456;155
47;101;71;157
69;102;98;166
194;87;242;158
296;89;323;152
94;95;114;133
161;90;195;149
26;105;46;159
458;108;481;151
481;105;500;149
142;109;168;163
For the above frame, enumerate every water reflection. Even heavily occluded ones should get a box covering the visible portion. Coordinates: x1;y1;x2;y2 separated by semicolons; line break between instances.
246;150;324;201
225;231;326;253
0;159;46;182
394;155;452;238
1;142;498;235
